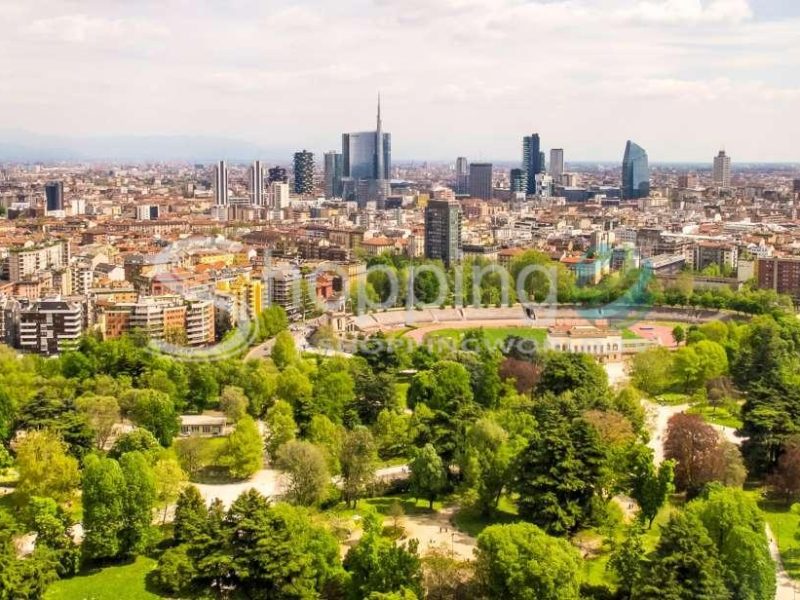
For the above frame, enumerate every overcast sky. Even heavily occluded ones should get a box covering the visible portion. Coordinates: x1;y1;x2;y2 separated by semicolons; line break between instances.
1;0;799;162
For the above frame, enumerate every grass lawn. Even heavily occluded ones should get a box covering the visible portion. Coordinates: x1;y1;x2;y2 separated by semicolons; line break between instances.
654;392;691;406
45;556;163;600
687;403;743;430
452;496;520;537
323;493;449;528
171;435;231;483
760;499;800;579
621;328;641;340
425;327;547;352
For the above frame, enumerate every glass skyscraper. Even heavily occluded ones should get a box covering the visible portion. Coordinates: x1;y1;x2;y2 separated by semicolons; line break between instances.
510;168;527;194
341;131;390;180
341;98;391;206
323;151;343;198
522;134;543;195
45;181;64;212
621;140;650;200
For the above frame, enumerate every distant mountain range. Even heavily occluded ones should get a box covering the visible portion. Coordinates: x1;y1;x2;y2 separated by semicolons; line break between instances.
0;131;796;167
0;130;290;163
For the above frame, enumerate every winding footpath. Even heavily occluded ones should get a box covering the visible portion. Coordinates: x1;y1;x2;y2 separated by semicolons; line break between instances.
644;399;796;599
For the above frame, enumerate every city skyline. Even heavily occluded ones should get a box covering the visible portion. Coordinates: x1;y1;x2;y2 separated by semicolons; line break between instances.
0;1;799;162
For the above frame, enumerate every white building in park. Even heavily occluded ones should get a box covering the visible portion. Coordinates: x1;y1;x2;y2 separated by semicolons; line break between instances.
179;413;228;437
545;324;622;363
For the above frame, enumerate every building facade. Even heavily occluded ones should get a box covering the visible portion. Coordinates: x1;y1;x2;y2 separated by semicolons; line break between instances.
293;150;315;195
549;149;564;182
213;160;229;207
8;241;68;282
424;198;462;267
693;242;738;273
757;256;800;300
510;168;527;194
713;150;731;188
323;151;343;198
45;181;64;212
522;134;542;195
545;324;623;363
250;160;265;206
621;140;650;200
455;156;469;194
19;299;83;355
469;163;493;200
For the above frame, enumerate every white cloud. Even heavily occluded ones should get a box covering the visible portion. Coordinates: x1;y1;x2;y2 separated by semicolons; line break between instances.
24;14;168;44
619;0;753;25
0;0;798;160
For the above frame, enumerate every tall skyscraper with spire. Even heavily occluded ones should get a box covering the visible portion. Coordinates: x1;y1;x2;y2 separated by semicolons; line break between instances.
375;94;384;183
342;97;391;207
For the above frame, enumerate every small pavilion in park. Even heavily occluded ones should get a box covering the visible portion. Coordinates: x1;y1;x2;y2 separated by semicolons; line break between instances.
544;323;623;363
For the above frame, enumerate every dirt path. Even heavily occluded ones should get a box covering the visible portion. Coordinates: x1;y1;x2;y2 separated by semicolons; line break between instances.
339;505;476;560
398;505;476;560
644;400;791;596
767;524;797;600
194;468;286;507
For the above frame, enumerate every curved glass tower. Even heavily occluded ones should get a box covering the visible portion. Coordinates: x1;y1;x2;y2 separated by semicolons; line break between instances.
621;140;650;200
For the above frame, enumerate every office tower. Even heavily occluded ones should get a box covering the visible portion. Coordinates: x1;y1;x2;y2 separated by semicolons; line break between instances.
268;166;288;184
45;181;63;212
794;179;800;194
713;150;731;188
424;198;462;267
540;152;545;175
213;160;229;206
293;150;314;195
510;168;527;194
469;163;493;200
323;151;343;198
621;140;650;200
522;134;542;195
269;182;290;210
341;97;391;206
455;156;469;194
249;160;265;206
549;149;564;181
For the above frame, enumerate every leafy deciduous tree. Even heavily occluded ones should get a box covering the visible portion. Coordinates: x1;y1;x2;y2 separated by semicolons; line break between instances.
221;415;263;479
474;523;581;600
409;443;447;509
340;427;378;508
14;430;80;504
276;440;330;506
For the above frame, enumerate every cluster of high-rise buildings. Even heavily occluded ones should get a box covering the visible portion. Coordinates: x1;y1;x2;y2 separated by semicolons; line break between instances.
0;102;799;354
